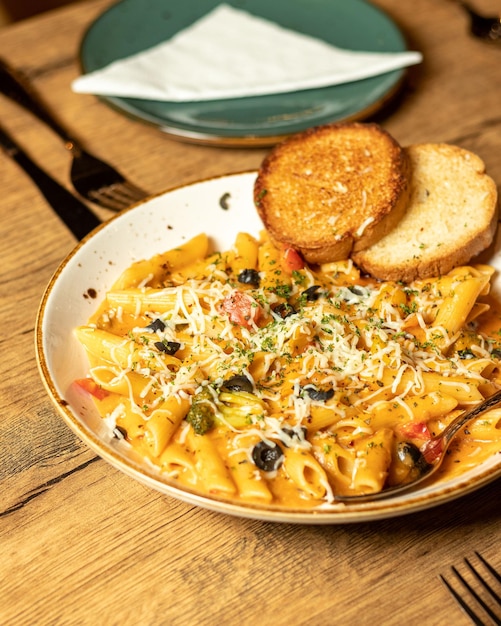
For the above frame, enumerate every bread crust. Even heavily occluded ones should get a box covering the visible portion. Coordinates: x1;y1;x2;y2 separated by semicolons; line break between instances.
254;122;411;264
352;143;499;282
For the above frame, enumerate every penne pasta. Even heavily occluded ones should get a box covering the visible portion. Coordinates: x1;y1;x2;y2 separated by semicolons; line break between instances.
225;433;274;503
158;441;198;486
106;287;195;315
74;233;501;508
143;395;191;458
283;448;328;500
112;233;209;289
186;427;237;496
311;435;356;493
232;232;259;273
351;428;394;493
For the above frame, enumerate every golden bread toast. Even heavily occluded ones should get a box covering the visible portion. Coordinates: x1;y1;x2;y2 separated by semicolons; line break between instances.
254;122;411;264
352;143;499;282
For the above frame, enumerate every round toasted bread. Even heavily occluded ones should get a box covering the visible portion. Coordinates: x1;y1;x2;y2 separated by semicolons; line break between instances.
254;122;411;264
352;143;499;282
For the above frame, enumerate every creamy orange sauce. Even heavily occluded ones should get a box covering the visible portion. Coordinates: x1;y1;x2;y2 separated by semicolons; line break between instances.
77;236;501;508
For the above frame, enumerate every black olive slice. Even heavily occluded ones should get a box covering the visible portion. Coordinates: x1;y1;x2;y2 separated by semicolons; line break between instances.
252;441;284;472
302;285;322;301
457;348;475;360
154;340;181;355
303;385;334;402
221;375;253;393
281;426;307;445
347;285;366;296
338;285;369;302
238;269;261;287
146;318;166;332
113;426;127;440
273;302;296;319
396;442;431;475
219;192;231;210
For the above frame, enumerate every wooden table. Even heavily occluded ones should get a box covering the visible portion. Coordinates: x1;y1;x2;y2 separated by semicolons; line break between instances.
1;1;500;624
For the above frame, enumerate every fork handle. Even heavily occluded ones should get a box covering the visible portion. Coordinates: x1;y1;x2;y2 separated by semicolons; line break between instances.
0;57;79;150
0;125;101;240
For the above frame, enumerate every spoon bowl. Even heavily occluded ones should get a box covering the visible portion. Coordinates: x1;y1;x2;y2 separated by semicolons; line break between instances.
335;388;501;502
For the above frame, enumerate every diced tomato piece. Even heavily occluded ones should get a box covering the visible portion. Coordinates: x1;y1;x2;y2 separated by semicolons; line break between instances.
399;421;431;441
282;246;305;272
74;378;109;400
221;291;262;329
421;437;444;464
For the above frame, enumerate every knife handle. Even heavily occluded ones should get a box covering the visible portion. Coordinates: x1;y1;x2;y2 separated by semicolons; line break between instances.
0;125;101;240
0;57;77;147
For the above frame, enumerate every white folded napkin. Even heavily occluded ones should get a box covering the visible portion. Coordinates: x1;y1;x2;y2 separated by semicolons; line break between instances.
72;4;422;102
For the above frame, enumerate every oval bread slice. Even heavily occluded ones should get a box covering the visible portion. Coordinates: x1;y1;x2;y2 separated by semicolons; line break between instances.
352;143;499;282
254;122;411;264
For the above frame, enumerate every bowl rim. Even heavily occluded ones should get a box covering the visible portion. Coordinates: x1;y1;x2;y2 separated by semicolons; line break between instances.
35;170;501;524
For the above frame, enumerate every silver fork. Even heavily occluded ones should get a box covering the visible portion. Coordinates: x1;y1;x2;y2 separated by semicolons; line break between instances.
456;2;501;42
0;57;149;211
440;552;501;625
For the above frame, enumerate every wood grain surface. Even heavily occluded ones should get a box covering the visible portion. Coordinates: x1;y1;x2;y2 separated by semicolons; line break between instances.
1;1;500;625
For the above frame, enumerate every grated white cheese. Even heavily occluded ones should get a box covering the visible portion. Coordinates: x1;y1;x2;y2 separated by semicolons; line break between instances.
87;242;498;506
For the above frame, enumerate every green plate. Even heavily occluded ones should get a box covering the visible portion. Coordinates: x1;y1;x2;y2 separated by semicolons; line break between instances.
79;0;412;146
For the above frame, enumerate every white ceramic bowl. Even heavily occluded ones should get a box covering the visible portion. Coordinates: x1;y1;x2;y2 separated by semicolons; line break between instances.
36;172;501;523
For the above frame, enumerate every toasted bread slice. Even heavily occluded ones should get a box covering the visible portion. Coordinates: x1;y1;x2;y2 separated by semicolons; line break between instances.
352;143;499;282
254;122;411;264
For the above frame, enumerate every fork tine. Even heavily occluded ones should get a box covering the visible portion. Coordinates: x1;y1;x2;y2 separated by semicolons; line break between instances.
466;555;501;607
453;565;500;625
120;180;149;201
476;552;501;586
441;554;501;626
103;181;148;202
87;183;147;211
440;574;485;626
0;58;150;213
86;188;131;211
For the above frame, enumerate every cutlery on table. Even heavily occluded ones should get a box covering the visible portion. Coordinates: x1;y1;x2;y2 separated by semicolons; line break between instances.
440;552;501;625
0;123;101;240
0;57;148;211
456;1;501;41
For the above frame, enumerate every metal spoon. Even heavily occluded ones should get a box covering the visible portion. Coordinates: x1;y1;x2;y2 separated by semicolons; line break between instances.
335;388;501;502
458;2;501;41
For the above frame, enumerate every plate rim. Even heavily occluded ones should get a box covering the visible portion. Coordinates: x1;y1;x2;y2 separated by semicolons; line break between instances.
76;0;412;147
35;170;501;523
